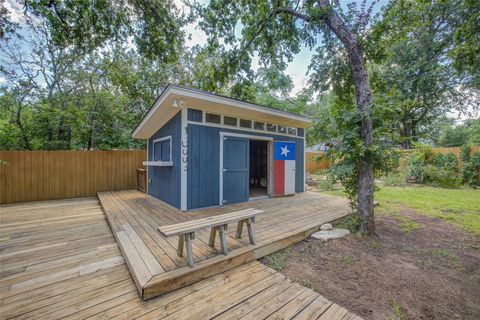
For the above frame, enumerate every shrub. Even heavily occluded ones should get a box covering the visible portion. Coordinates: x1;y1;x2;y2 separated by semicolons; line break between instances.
460;145;471;163
407;156;426;183
433;153;458;172
407;143;435;183
424;165;462;188
462;152;480;187
317;179;335;190
335;213;362;233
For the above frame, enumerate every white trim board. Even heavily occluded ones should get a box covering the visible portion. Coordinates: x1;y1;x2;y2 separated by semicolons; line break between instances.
152;135;172;162
180;107;188;211
189;121;304;140
143;161;173;167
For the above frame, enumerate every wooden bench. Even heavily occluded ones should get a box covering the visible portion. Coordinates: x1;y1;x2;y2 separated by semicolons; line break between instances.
157;208;263;268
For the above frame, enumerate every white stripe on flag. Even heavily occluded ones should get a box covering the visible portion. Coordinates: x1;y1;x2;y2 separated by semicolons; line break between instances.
284;160;296;195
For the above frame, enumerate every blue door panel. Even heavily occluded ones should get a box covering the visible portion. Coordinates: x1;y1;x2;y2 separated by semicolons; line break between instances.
223;137;249;204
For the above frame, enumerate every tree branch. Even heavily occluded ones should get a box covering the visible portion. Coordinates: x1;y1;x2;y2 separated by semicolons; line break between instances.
274;8;311;22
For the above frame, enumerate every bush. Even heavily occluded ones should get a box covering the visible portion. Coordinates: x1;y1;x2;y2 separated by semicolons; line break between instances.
317;179;335;190
462;152;480;187
460;145;471;163
433;153;458;171
424;165;462;188
335;214;362;233
407;143;434;183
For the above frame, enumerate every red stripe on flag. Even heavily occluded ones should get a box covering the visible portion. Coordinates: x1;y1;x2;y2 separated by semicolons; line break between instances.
273;160;285;195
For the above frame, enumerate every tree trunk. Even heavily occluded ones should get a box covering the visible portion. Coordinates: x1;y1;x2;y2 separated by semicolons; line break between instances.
400;120;413;149
318;0;375;234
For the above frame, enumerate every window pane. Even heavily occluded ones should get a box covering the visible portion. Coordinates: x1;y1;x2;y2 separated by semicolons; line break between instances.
278;125;286;134
160;140;170;161
288;127;297;135
254;122;265;130
188;108;202;122
153;138;171;162
297;128;304;137
239;119;252;128
224;116;237;126
266;123;277;132
206;113;221;124
153;142;162;161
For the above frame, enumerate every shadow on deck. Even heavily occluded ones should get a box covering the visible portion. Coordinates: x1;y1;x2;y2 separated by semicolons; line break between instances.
98;190;351;300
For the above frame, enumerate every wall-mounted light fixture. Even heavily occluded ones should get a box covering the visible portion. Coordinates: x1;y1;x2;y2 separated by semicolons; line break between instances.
172;98;185;108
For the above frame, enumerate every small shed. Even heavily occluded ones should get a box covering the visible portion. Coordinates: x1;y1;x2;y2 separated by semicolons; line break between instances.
132;84;312;211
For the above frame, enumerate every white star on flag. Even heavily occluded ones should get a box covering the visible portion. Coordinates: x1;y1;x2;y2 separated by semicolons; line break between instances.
280;145;290;157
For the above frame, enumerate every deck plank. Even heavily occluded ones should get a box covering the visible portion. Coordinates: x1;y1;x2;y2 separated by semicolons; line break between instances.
0;193;361;320
98;190;351;299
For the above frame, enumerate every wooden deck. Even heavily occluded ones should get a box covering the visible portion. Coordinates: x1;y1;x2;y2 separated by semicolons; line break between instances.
0;197;361;319
98;190;351;300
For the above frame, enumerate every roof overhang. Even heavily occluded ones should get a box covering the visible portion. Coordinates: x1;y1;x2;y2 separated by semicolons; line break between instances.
132;85;313;140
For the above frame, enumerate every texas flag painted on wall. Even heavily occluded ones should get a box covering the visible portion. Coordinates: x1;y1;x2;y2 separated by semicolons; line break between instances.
273;141;296;196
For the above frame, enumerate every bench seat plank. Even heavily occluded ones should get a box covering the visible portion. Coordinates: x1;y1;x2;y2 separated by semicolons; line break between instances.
157;209;263;237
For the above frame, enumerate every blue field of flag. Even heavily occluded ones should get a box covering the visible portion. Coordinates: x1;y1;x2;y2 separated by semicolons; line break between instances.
273;142;296;161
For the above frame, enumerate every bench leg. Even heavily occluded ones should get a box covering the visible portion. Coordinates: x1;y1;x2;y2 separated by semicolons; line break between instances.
247;218;256;245
219;225;228;255
177;235;184;257
209;227;217;247
236;220;244;238
185;232;195;268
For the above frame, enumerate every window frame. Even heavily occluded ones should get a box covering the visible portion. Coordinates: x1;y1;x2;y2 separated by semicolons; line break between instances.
254;121;265;131
239;119;253;129
223;115;238;127
205;112;222;124
266;123;277;132
152;135;172;163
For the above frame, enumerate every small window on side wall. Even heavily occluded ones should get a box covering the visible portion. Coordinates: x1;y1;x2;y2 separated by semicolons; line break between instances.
239;119;252;128
205;113;221;124
153;137;172;162
278;125;286;134
223;116;238;126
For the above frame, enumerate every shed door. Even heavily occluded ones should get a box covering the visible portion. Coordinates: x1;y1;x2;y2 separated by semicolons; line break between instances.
222;137;249;204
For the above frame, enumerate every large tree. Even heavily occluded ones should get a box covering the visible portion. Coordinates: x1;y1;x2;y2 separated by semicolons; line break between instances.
194;0;376;233
371;0;480;149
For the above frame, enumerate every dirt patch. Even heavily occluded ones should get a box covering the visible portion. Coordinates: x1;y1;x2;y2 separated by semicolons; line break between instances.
262;209;480;319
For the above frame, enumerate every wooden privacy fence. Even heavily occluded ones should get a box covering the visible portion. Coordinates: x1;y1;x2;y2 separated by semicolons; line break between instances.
306;151;330;173
0;150;146;204
431;146;480;157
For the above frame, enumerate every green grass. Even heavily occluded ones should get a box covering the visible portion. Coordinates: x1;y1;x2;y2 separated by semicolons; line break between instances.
302;279;313;289
263;248;291;271
388;299;405;320
325;186;480;235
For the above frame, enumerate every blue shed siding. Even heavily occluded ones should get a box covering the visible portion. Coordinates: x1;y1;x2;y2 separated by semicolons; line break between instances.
187;123;304;210
148;111;182;208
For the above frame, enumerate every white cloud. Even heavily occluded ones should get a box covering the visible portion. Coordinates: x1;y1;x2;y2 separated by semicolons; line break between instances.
5;0;26;23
